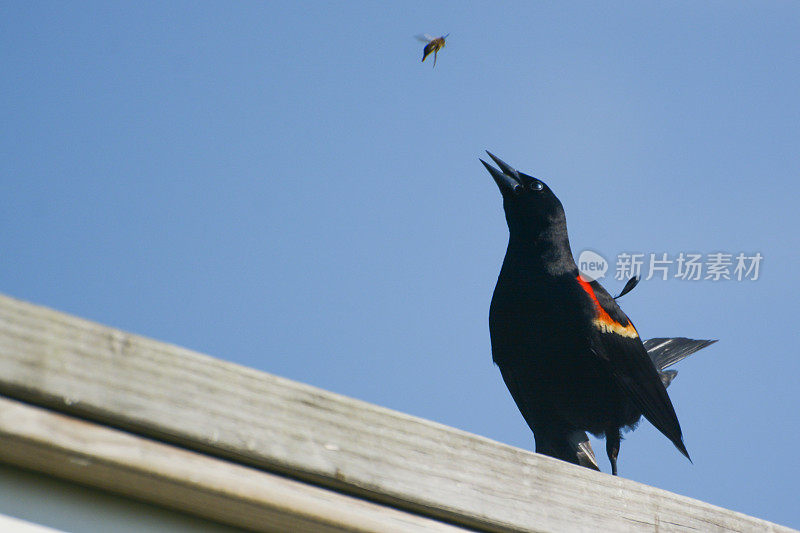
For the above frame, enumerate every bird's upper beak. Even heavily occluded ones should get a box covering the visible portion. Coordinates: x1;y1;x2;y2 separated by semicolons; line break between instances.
480;151;522;195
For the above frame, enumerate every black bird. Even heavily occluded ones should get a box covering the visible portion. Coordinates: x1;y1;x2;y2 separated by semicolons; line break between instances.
482;151;715;475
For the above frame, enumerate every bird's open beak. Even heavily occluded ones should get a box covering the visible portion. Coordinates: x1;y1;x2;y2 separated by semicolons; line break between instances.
480;151;522;195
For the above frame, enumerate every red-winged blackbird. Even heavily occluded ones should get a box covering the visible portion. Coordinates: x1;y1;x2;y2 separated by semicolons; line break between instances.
481;151;716;475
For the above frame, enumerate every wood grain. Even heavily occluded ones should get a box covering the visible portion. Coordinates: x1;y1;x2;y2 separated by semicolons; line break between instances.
0;396;468;533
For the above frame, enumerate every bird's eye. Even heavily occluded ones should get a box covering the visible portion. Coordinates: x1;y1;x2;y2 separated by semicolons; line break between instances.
530;181;543;191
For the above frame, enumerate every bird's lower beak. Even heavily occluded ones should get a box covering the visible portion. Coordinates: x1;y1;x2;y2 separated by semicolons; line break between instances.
480;151;522;195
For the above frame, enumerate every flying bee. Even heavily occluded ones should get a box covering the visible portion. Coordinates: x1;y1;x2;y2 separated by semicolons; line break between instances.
416;33;449;67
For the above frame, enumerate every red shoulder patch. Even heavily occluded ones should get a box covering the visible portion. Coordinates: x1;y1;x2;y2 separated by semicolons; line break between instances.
576;276;639;338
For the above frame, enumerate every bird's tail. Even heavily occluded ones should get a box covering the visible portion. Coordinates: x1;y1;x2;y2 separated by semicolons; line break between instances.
644;337;717;379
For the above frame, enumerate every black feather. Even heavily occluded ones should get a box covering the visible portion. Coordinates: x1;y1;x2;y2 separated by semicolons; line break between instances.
613;275;640;299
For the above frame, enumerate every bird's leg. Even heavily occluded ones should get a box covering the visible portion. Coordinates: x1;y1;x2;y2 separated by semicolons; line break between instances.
433;50;437;68
606;428;621;476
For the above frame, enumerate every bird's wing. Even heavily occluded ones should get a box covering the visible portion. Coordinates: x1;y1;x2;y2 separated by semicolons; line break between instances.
577;276;689;460
415;34;434;43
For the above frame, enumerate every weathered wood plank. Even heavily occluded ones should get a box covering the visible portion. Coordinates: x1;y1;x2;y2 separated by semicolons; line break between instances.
0;293;794;533
0;396;468;533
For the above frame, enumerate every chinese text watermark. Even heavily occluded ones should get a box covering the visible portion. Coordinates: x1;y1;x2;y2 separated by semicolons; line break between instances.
577;251;762;282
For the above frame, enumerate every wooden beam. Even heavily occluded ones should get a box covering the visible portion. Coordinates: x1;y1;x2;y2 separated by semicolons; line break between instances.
0;396;467;533
0;293;793;532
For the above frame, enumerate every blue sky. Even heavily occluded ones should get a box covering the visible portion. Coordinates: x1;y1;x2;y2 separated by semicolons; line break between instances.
2;1;799;528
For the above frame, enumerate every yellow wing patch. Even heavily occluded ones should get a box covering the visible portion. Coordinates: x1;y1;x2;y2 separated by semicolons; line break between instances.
577;276;639;339
592;316;639;338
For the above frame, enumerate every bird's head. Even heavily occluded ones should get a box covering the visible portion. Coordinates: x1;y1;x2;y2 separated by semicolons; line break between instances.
480;151;567;242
